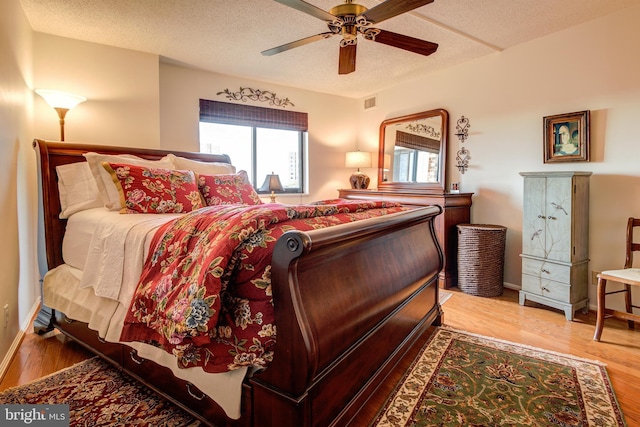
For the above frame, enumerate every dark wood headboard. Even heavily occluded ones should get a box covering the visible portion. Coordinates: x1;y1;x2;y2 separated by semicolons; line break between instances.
33;139;232;270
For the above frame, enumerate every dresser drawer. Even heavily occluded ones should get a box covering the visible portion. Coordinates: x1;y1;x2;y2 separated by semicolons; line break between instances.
521;258;570;284
521;274;570;302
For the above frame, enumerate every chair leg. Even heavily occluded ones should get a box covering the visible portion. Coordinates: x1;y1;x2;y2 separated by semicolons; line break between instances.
593;277;607;341
624;284;635;330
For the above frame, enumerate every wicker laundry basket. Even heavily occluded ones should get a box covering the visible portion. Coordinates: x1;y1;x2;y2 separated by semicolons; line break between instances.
457;224;507;297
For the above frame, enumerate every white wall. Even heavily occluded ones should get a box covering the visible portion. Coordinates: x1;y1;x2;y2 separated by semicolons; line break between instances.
0;34;166;367
33;33;161;147
159;63;359;202
360;4;640;309
0;0;37;362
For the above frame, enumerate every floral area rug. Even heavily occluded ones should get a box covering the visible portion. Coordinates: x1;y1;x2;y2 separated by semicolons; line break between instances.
0;357;202;426
372;327;626;426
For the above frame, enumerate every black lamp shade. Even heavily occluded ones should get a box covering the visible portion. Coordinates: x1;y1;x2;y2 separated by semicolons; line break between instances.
259;173;284;192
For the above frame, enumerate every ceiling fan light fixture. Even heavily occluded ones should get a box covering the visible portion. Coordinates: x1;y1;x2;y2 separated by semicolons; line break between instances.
341;24;358;41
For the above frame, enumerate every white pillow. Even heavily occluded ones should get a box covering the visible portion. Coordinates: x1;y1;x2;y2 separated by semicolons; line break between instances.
167;153;236;175
56;162;103;218
83;152;175;210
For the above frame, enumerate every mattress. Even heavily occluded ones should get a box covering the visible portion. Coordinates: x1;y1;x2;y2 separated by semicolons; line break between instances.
45;208;247;418
62;208;113;270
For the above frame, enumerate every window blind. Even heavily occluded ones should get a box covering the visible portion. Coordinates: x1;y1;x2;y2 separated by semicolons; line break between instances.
395;130;440;153
199;99;308;131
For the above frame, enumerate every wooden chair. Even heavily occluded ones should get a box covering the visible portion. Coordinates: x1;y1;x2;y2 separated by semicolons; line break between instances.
593;217;640;341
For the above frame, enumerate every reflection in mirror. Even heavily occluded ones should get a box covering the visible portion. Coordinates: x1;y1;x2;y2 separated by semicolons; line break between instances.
391;118;441;182
378;109;448;193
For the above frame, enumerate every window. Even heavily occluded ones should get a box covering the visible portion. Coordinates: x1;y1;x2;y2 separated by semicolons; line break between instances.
199;99;307;194
393;130;440;182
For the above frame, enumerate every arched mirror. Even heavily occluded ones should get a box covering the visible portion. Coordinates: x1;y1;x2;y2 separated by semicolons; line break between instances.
377;108;448;193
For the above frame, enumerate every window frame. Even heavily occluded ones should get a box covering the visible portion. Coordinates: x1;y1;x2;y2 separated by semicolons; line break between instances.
199;99;308;195
251;126;306;195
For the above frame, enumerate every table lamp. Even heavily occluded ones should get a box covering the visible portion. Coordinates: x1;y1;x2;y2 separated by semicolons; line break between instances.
260;172;284;203
345;151;372;189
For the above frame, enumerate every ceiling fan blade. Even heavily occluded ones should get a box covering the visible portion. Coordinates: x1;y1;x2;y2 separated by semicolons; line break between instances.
367;29;438;56
338;43;357;75
262;32;334;56
272;0;336;22
361;0;434;24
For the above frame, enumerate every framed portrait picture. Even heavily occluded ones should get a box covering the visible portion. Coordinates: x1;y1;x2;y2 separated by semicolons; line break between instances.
543;110;590;163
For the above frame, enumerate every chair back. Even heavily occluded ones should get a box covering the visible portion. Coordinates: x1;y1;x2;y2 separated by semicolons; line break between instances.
625;218;640;268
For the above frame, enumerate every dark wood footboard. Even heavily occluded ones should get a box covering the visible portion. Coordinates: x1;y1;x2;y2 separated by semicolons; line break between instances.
34;139;444;427
254;205;443;427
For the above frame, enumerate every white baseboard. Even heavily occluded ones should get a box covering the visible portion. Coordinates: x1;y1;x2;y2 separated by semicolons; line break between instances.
0;298;41;381
503;282;520;291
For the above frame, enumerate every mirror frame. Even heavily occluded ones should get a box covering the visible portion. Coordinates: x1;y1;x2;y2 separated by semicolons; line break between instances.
377;108;448;193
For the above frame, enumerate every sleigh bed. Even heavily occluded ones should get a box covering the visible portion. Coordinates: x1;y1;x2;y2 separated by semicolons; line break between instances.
34;139;444;427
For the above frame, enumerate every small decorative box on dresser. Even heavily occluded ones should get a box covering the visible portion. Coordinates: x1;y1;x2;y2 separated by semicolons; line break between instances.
519;171;592;320
338;188;473;289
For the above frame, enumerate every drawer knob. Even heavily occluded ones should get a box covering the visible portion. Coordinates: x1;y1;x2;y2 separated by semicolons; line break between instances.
541;287;549;292
541;269;550;274
547;216;556;220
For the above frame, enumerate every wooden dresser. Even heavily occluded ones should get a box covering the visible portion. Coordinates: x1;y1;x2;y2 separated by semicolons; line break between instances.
338;188;473;289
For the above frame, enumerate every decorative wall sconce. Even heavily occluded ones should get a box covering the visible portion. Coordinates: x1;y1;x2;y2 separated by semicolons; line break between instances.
454;115;471;173
456;146;470;174
35;89;87;141
455;115;470;143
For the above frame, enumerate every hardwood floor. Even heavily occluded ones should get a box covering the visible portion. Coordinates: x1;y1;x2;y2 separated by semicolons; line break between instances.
0;329;93;392
2;289;639;426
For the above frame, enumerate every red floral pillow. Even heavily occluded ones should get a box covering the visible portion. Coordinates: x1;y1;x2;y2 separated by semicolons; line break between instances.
103;162;204;214
198;171;263;206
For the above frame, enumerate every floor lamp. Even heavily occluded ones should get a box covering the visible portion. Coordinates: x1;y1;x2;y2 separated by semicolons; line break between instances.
35;89;87;141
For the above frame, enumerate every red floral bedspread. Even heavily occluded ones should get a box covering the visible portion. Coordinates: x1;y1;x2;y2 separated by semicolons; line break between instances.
120;200;406;373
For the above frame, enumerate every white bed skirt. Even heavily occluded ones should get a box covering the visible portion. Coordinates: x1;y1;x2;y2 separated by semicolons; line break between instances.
44;260;247;419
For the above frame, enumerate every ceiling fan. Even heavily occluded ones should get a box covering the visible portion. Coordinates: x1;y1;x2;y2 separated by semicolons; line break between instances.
262;0;439;75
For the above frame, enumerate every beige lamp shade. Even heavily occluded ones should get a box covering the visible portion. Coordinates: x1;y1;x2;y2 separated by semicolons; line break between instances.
383;153;391;170
345;151;372;170
35;89;87;141
35;89;87;110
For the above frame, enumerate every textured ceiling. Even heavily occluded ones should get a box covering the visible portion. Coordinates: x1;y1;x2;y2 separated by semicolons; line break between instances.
20;0;640;98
